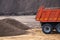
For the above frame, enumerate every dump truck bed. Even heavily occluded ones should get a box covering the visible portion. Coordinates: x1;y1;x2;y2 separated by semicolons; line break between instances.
36;7;60;22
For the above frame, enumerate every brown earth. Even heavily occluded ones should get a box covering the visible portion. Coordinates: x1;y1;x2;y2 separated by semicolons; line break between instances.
0;18;30;36
2;18;30;30
0;21;27;36
0;28;60;40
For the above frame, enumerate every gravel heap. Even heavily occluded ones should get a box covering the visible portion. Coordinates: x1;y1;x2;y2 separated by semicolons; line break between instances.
0;18;30;36
2;18;30;30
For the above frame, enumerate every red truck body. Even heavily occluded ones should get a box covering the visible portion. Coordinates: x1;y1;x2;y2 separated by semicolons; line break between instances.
36;7;60;22
35;6;60;34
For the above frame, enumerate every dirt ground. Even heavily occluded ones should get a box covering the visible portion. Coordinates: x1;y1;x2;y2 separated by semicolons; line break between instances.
0;28;60;40
0;15;60;40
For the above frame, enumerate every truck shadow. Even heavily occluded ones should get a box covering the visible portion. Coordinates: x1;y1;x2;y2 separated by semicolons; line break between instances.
52;31;60;34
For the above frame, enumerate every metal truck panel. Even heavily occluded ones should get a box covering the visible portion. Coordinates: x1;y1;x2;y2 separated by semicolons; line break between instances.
36;7;60;22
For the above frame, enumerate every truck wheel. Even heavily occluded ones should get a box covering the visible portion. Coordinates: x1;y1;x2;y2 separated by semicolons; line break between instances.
42;23;53;34
55;23;60;33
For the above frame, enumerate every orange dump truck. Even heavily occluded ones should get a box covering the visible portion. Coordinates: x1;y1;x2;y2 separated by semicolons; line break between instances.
36;6;60;34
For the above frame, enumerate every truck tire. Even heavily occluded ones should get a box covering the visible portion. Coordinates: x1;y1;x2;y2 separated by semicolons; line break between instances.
42;23;53;34
55;23;60;33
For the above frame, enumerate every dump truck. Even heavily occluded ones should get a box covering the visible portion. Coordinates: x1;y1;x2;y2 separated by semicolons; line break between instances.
36;6;60;34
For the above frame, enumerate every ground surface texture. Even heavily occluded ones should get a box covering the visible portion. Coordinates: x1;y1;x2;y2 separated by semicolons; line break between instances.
0;15;59;40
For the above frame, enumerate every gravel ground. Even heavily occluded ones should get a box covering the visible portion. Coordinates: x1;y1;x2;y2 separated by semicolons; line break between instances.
0;15;60;40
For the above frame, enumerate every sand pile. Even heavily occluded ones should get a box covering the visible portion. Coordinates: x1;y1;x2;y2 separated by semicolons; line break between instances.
0;18;30;36
0;21;26;36
2;18;30;30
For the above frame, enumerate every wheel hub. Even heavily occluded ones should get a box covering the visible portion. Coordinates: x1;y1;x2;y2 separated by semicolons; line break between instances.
44;26;50;33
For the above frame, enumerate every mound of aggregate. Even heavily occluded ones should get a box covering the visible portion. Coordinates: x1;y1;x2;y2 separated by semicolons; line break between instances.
2;18;30;30
0;21;26;36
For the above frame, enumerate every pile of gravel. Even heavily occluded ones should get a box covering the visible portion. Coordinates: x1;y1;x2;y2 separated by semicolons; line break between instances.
0;18;30;36
2;18;30;30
